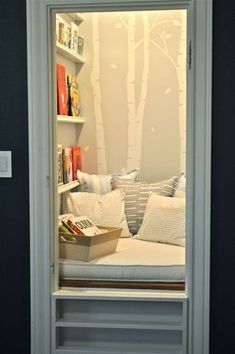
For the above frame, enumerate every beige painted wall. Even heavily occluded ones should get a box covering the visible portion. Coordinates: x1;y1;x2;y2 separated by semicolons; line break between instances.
76;10;186;181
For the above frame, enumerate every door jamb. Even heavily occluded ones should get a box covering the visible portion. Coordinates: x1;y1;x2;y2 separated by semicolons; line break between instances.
26;1;212;353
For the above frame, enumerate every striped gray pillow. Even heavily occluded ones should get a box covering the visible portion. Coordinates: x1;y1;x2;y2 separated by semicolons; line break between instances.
112;176;179;235
77;170;112;194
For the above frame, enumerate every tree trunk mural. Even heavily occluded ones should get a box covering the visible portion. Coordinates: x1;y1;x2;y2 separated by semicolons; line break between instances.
121;12;150;172
134;12;150;171
126;12;137;171
90;13;107;174
90;11;186;176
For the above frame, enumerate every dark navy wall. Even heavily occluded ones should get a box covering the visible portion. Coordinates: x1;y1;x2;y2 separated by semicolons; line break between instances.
210;1;235;353
0;1;30;353
0;0;235;353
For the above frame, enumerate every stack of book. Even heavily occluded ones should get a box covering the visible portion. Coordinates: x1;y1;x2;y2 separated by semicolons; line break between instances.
56;63;81;117
59;215;103;236
56;15;84;56
57;144;82;185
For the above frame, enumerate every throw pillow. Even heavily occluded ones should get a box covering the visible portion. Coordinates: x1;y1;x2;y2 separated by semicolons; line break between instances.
77;170;112;194
112;175;179;235
111;168;140;183
135;194;185;247
174;174;186;195
64;189;132;238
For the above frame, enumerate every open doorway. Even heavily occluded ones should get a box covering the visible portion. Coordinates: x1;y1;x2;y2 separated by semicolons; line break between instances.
55;9;187;290
27;0;212;353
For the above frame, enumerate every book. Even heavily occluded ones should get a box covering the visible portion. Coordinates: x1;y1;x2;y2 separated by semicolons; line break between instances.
63;147;73;184
61;220;76;234
62;216;84;236
77;36;84;55
57;144;63;185
58;214;75;233
71;22;80;53
62;216;103;236
67;74;80;117
56;15;61;43
58;221;73;235
58;19;71;48
71;146;82;180
56;63;68;115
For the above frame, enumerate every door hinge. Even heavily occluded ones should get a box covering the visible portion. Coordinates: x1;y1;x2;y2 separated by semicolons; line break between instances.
50;263;55;274
188;40;192;70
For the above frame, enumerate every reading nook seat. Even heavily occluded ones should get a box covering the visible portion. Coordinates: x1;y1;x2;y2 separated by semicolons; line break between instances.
59;173;186;290
59;238;185;290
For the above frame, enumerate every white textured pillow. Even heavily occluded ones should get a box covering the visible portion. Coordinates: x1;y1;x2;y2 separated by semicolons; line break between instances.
64;190;131;237
135;194;185;247
175;174;186;195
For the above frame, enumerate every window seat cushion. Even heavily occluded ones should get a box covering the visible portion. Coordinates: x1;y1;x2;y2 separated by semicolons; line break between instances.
59;238;185;283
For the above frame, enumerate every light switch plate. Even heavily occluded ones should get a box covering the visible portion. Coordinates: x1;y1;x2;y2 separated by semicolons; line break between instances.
0;151;12;178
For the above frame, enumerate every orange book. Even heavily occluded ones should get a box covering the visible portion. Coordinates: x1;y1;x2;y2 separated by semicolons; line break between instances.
71;146;82;180
56;63;68;115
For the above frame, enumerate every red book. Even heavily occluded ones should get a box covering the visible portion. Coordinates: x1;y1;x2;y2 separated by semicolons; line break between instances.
71;146;82;180
66;219;85;236
56;63;68;115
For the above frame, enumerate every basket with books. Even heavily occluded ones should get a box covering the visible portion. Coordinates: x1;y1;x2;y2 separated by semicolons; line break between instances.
59;215;122;261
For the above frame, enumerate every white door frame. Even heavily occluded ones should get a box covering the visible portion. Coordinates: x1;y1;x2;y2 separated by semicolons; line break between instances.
26;0;212;353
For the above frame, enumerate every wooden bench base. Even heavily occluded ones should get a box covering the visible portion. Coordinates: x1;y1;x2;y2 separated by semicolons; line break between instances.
60;279;185;291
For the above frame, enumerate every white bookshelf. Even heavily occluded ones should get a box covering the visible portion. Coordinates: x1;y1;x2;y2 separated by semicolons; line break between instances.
52;292;187;354
58;180;79;194
57;115;85;124
56;42;85;64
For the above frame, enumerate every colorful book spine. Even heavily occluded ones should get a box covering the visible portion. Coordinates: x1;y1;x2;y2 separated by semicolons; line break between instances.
63;147;73;183
71;22;79;53
56;63;68;115
67;74;80;117
77;36;84;55
58;19;71;48
60;215;103;237
57;144;63;185
66;219;85;236
71;146;82;180
61;220;76;234
73;216;102;236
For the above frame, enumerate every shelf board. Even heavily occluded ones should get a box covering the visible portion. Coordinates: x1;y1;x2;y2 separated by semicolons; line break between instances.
57;115;85;124
52;289;187;301
58;180;79;194
55;344;183;354
56;42;85;64
55;319;183;331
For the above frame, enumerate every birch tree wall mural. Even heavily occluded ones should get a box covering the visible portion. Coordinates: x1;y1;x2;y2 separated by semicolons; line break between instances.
134;12;150;172
124;12;150;172
78;10;186;179
90;13;107;174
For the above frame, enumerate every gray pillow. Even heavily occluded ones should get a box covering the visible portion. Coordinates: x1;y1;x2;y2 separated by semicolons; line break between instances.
112;176;179;235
